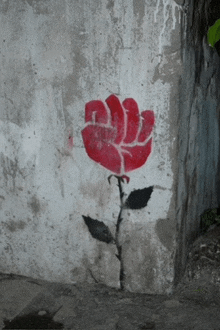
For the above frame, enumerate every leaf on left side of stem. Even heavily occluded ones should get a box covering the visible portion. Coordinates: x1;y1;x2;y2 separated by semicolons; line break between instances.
82;215;115;244
125;186;154;210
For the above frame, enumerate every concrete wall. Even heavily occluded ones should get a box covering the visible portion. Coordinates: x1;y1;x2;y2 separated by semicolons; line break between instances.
0;0;219;294
174;0;220;285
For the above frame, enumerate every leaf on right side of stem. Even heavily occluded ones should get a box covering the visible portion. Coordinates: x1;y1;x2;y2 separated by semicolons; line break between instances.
125;186;153;210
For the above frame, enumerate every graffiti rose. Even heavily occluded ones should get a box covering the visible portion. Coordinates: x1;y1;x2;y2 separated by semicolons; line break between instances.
81;94;155;175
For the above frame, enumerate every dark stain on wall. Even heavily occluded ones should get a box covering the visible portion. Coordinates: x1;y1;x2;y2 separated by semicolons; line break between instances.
61;46;90;107
2;58;35;127
133;0;145;27
155;218;175;251
28;196;41;215
24;0;50;15
62;72;83;107
0;195;5;210
106;0;114;10
1;156;24;191
0;0;9;14
4;219;27;232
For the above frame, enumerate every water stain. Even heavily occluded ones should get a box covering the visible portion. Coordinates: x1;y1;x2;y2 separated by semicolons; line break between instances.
25;0;50;15
2;157;24;191
4;219;27;232
133;0;145;27
106;0;114;10
28;195;41;215
0;195;5;210
3;57;35;127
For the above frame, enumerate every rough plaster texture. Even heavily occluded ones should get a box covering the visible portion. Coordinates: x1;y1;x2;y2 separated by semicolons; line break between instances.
174;0;220;285
0;0;219;294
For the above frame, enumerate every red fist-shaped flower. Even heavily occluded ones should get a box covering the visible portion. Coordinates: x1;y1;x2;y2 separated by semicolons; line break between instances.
81;95;155;175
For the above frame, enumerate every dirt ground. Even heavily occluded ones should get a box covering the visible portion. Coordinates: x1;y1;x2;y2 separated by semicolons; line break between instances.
1;225;220;329
1;272;220;330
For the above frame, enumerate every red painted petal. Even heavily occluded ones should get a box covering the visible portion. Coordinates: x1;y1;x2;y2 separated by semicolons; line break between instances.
85;100;108;124
105;95;125;144
122;98;140;143
138;111;155;143
81;125;122;174
121;138;152;173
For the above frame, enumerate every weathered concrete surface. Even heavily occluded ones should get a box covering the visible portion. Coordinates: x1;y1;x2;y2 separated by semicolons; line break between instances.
174;0;220;285
0;0;219;294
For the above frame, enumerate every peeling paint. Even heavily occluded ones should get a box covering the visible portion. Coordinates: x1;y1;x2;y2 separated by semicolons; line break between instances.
154;0;182;61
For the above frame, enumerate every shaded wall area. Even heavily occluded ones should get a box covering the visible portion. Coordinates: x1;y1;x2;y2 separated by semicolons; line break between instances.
174;0;220;286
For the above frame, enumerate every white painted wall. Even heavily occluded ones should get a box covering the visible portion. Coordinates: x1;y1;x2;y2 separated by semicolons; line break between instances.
0;0;219;293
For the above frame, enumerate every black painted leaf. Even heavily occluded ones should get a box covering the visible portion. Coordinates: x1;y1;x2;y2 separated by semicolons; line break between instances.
82;216;115;244
125;186;154;210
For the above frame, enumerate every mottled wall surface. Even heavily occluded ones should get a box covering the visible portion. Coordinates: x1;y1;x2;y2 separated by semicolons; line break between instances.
0;0;219;294
174;0;220;285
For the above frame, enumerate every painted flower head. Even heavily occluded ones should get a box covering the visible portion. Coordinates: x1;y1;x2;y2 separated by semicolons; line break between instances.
81;94;155;175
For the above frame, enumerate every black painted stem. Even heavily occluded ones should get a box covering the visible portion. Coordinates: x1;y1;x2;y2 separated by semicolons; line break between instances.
115;177;125;290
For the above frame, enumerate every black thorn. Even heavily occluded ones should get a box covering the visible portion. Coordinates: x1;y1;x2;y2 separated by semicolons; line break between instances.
107;175;113;184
